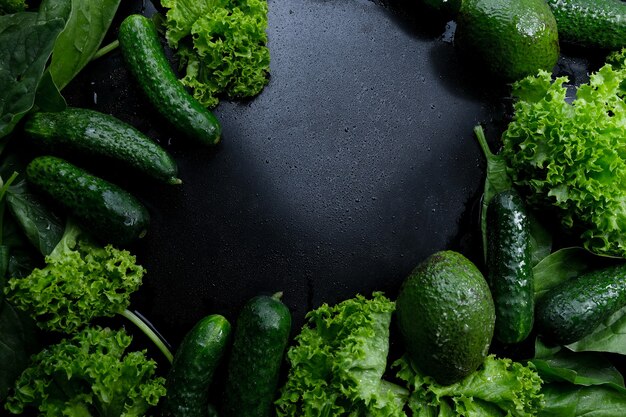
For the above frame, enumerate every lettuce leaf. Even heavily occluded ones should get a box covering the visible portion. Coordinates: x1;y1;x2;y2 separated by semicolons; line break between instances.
275;292;408;417
395;355;545;417
161;0;270;108
501;50;626;258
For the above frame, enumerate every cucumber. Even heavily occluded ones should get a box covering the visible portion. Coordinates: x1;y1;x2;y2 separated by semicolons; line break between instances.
486;190;534;344
118;14;221;146
25;156;150;246
535;262;626;345
221;293;291;417
24;108;181;185
546;0;626;49
163;314;231;417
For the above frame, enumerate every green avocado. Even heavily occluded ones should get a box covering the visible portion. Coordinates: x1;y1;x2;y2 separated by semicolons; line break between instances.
396;250;495;385
454;0;560;82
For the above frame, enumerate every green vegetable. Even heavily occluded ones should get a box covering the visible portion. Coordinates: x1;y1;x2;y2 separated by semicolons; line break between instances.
396;251;495;385
47;0;121;90
487;189;534;344
161;0;270;108
540;384;626;417
0;0;26;15
25;155;150;245
118;14;222;146
395;354;545;416
276;292;408;417
163;314;231;417
222;293;292;417
25;107;181;184
0;11;65;138
5;220;145;334
501;51;626;258
546;0;626;50
5;326;166;416
535;262;626;345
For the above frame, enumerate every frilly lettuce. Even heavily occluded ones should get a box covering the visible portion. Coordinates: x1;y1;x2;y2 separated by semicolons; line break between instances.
5;326;166;416
501;49;626;257
275;292;408;417
161;0;270;108
4;222;145;333
395;354;545;416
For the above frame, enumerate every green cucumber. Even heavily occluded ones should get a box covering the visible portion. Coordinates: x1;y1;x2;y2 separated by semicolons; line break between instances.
535;263;626;345
163;314;231;417
486;190;534;344
546;0;626;49
24;108;181;185
25;156;150;245
221;293;291;417
118;14;221;146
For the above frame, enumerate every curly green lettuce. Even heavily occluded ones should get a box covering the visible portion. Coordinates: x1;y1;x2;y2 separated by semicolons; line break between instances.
501;49;626;257
275;292;408;417
0;0;26;14
4;222;145;333
5;326;166;416
396;354;545;416
161;0;270;108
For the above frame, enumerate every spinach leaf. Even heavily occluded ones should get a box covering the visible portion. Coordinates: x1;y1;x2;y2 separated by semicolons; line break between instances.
539;383;626;417
34;70;66;112
474;125;512;261
0;12;65;138
0;300;38;402
567;305;626;356
48;0;121;90
7;181;64;256
532;247;598;301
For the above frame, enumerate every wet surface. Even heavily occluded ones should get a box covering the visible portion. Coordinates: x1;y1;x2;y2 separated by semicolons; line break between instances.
61;0;598;351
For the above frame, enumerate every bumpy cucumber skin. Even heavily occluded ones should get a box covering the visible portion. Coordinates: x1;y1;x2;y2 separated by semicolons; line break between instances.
118;14;221;146
25;108;180;184
546;0;626;49
163;315;231;417
487;190;534;344
221;295;291;417
26;156;150;246
536;263;626;345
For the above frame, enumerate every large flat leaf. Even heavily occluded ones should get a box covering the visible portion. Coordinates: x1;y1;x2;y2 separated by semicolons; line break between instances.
532;247;598;301
0;12;65;138
48;0;121;90
539;384;626;417
567;305;626;356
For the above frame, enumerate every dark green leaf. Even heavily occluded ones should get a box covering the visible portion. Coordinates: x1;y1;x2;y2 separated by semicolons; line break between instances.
49;0;122;90
567;305;626;355
34;70;67;111
0;12;65;138
38;0;71;22
474;125;512;261
0;300;38;402
528;212;552;267
539;383;626;417
7;181;64;256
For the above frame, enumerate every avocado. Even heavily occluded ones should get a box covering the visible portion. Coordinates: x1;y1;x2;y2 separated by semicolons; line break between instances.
454;0;560;82
396;250;495;385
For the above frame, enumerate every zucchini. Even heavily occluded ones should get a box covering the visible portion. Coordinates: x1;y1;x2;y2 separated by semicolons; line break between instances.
24;108;181;185
486;190;534;344
25;156;150;246
221;293;291;417
118;14;221;146
546;0;626;49
163;314;231;417
535;263;626;345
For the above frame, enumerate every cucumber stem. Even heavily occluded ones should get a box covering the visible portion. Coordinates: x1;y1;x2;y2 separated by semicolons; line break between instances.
121;309;174;364
271;291;284;301
92;40;119;61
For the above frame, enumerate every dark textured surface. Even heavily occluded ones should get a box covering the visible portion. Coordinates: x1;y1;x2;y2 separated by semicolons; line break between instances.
61;0;595;351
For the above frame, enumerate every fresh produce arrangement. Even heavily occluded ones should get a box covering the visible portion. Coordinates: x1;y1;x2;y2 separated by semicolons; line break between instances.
1;0;626;416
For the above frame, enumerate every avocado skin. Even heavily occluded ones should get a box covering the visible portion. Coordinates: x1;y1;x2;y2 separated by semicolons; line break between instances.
396;250;495;385
455;0;560;82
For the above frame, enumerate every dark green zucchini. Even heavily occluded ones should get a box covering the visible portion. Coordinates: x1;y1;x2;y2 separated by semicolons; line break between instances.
546;0;626;49
25;156;150;246
486;189;534;344
221;293;291;417
163;314;231;417
535;262;626;345
24;108;181;185
118;14;221;146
